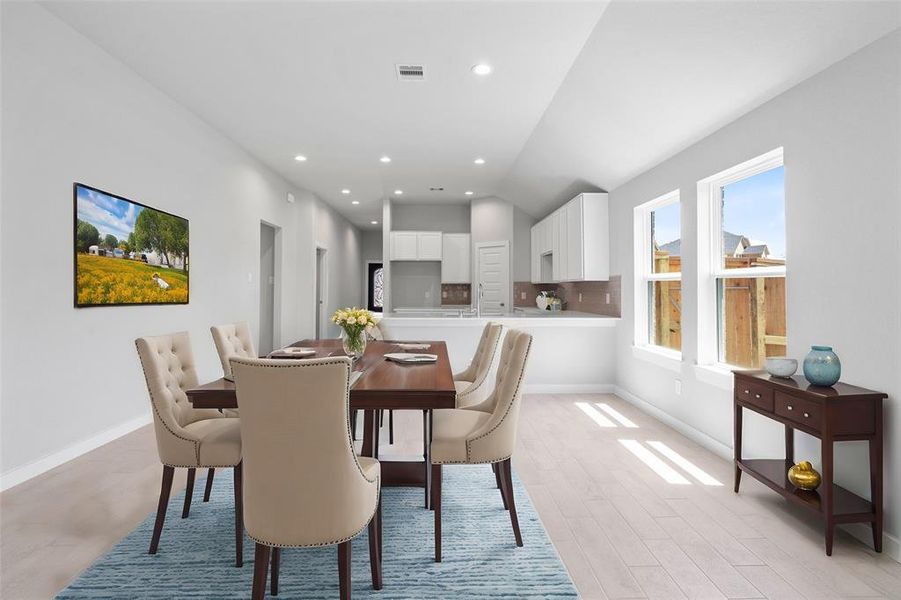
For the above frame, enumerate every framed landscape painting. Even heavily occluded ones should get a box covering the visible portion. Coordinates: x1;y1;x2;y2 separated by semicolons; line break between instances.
74;183;189;307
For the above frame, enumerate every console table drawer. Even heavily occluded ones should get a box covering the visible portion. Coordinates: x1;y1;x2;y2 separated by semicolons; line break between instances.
736;381;773;412
775;392;821;429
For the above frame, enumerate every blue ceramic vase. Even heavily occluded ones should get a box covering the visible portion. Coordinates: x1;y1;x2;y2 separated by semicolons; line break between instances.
803;345;841;386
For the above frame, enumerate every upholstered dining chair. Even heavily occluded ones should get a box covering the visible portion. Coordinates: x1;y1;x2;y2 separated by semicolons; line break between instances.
211;322;257;380
231;356;382;600
430;328;532;562
135;332;244;566
453;321;503;409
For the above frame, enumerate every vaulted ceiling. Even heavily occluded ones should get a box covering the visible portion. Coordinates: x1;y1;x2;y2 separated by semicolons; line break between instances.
44;1;900;228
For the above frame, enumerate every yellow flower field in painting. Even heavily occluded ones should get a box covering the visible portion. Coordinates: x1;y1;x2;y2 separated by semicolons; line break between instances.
76;254;188;305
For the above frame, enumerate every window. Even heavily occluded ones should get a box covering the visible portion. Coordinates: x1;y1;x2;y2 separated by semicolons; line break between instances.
697;148;786;369
634;190;681;356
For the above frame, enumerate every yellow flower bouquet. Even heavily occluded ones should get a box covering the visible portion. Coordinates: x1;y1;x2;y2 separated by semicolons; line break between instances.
331;307;376;358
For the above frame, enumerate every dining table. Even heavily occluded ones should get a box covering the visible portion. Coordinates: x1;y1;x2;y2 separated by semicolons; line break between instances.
185;339;457;507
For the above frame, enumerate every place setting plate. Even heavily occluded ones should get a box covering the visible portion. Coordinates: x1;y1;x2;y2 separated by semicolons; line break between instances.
384;353;438;364
267;347;317;358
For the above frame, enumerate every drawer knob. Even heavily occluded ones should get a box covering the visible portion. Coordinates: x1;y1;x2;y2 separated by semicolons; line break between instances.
787;405;793;411
803;412;810;418
743;389;750;394
755;393;761;399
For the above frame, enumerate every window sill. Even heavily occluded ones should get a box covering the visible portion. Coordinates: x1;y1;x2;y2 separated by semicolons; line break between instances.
632;345;682;373
693;364;734;390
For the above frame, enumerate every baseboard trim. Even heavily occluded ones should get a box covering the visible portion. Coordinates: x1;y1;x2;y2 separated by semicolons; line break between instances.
844;523;901;563
612;385;733;460
0;412;152;492
524;383;615;394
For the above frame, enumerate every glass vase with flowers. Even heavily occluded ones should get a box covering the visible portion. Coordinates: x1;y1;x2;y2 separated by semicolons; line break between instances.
331;307;376;359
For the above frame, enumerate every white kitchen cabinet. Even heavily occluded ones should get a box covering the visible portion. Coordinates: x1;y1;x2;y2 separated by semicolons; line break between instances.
528;192;609;282
389;231;443;261
390;231;419;260
441;233;470;283
417;231;443;260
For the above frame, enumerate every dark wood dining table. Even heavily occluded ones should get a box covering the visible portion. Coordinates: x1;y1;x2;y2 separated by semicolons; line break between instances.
185;339;457;506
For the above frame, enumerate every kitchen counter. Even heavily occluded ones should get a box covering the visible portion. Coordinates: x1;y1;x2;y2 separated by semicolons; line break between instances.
380;308;618;393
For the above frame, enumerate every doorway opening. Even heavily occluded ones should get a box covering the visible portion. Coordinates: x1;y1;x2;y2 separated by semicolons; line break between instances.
259;222;278;355
366;262;384;313
315;246;328;339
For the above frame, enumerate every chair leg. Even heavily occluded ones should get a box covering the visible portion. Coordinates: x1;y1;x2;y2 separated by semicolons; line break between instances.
432;463;442;562
388;410;394;445
500;459;523;547
270;547;280;596
203;468;215;502
149;465;174;554
368;498;383;590
338;540;352;600
234;462;244;567
182;467;196;518
251;543;271;600
492;463;508;509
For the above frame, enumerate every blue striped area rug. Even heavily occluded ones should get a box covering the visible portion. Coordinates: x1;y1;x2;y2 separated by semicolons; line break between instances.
57;465;577;599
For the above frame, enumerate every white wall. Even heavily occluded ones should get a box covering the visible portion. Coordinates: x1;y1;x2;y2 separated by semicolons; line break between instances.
512;206;536;282
314;201;363;338
391;203;470;233
610;31;901;552
0;3;361;487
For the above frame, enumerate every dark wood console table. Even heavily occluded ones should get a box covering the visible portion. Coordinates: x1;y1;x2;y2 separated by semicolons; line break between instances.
733;371;885;556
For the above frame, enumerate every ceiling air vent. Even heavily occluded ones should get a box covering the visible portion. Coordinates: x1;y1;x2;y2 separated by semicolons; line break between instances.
396;63;425;82
429;187;444;192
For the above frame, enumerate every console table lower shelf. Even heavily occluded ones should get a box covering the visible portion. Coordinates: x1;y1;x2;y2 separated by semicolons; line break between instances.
733;371;885;556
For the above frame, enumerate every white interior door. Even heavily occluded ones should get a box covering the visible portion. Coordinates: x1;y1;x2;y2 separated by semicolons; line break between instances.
476;242;510;313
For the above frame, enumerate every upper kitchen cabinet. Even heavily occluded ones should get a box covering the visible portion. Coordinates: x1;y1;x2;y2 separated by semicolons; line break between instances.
530;192;609;282
389;231;442;261
441;233;470;283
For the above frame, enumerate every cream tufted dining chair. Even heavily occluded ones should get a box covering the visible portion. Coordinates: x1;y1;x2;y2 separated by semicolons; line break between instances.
211;322;257;380
453;322;503;409
231;356;382;600
135;332;244;566
430;328;532;562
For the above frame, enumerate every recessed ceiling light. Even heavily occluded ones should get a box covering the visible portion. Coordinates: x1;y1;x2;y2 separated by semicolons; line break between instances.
473;158;485;165
294;155;307;162
471;64;492;76
371;220;379;225
351;200;360;205
394;189;403;195
341;189;351;195
380;156;392;163
465;191;474;196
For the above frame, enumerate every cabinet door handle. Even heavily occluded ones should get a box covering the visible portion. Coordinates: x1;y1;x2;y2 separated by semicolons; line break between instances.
803;412;810;418
787;405;793;411
743;389;750;394
754;393;761;399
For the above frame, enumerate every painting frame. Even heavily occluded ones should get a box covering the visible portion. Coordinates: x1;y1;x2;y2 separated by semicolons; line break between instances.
73;182;190;308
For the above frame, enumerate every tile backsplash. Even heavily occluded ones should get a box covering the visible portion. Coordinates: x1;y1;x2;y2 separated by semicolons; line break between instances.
513;276;621;317
441;283;471;306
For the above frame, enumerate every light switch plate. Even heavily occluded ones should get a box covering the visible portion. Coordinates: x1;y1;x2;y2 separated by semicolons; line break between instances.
521;291;526;300
605;293;610;304
578;292;583;302
674;379;682;396
442;291;448;298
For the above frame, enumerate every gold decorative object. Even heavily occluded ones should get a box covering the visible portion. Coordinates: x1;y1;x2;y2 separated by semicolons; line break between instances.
788;461;822;490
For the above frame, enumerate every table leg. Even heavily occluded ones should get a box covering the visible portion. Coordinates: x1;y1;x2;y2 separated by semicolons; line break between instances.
822;429;835;556
785;424;794;469
734;402;743;493
361;410;377;458
870;404;883;552
423;409;431;508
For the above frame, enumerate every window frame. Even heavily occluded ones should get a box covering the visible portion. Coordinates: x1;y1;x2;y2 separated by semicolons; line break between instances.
633;189;682;364
696;147;785;371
